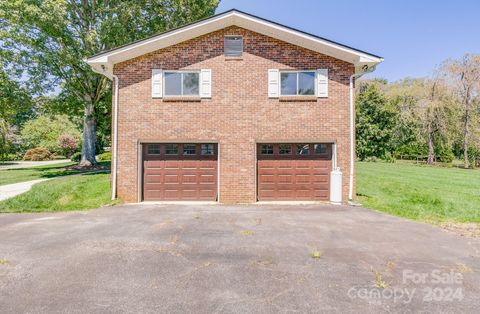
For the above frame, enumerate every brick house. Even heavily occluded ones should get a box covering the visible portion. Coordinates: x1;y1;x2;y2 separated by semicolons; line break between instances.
87;9;382;204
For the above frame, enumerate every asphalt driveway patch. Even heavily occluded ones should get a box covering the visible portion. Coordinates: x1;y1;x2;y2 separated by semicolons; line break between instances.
0;204;479;313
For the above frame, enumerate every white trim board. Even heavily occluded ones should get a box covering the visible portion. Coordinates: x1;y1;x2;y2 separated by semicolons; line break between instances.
87;9;383;79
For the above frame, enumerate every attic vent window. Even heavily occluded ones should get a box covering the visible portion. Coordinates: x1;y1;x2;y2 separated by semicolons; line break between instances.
224;36;243;57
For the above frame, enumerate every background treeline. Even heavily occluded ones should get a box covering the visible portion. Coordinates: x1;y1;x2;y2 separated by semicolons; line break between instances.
356;53;480;168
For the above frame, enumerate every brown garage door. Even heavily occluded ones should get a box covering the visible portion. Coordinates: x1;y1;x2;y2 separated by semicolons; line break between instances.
143;143;217;201
257;143;332;201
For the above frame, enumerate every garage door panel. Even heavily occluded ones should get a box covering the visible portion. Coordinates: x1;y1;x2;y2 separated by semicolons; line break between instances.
199;174;215;184
257;143;332;201
143;143;217;201
312;174;329;183
145;175;163;184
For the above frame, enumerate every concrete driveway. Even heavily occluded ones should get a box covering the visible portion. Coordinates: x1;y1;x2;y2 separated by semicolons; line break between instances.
0;204;479;313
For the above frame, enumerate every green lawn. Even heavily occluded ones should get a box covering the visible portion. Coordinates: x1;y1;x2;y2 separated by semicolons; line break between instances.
0;173;116;213
357;161;480;223
0;162;76;185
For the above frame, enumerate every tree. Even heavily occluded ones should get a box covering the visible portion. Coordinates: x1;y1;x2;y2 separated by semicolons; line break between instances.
0;0;220;166
443;54;480;168
356;83;396;160
416;77;450;164
20;115;81;154
0;66;32;123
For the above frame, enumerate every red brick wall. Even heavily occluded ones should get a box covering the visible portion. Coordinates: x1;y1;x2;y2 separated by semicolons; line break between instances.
113;26;355;203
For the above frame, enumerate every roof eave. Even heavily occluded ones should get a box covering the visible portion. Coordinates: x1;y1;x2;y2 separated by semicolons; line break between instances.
86;9;383;79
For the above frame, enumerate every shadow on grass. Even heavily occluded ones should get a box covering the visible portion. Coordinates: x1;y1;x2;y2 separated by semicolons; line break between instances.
0;161;111;183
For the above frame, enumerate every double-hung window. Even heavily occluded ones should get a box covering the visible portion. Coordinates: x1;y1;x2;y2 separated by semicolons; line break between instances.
164;71;200;97
280;71;315;96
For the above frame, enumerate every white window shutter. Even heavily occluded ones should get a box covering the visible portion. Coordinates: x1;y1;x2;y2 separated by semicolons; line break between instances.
268;69;279;98
316;69;328;98
200;69;212;98
151;69;163;98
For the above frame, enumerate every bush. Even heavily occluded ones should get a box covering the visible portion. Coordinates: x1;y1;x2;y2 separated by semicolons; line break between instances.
467;146;478;169
23;147;53;161
382;151;396;163
70;152;81;162
97;151;111;161
438;150;455;164
57;134;79;158
364;156;378;162
20;115;81;154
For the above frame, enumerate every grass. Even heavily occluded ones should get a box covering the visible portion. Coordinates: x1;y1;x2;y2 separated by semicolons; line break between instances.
0;161;110;186
0;173;116;213
0;162;76;185
357;161;480;223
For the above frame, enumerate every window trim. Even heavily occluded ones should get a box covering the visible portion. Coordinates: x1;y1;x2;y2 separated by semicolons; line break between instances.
165;143;179;155
224;35;243;57
278;144;292;155
314;143;328;155
147;144;161;155
201;144;215;156
163;70;200;97
260;144;274;155
182;144;197;155
279;70;316;96
295;143;311;156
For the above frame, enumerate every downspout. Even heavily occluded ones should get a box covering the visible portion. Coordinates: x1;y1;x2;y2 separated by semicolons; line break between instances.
348;65;376;201
111;74;119;200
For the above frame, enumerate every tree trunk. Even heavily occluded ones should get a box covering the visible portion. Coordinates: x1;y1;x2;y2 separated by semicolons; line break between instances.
79;101;97;167
427;122;435;165
463;108;470;168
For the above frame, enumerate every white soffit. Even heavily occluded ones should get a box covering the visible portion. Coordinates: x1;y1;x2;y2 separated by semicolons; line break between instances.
87;10;383;78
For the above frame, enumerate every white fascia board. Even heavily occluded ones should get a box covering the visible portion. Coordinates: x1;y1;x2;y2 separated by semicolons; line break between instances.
86;10;383;78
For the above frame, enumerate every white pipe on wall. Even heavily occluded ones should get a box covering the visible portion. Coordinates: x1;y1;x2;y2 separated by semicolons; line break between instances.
111;75;119;200
348;66;376;201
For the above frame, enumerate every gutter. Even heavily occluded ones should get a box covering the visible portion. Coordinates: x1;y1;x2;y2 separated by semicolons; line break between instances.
348;65;377;201
111;74;119;200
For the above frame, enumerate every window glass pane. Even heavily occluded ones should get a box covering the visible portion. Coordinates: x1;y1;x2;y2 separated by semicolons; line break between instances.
165;144;178;155
201;144;214;155
147;144;160;155
298;72;315;95
280;72;297;95
296;144;310;155
314;144;327;154
261;144;273;155
183;73;199;95
164;72;182;96
183;144;196;155
279;144;292;155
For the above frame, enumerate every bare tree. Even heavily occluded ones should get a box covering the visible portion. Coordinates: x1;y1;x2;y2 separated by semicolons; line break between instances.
443;54;480;168
418;77;449;164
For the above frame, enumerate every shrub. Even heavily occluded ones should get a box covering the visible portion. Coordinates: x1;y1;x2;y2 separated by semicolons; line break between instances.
467;146;478;169
70;152;81;162
57;134;79;158
97;151;111;161
364;156;378;162
438;150;455;164
20;115;81;154
382;151;396;163
23;147;53;161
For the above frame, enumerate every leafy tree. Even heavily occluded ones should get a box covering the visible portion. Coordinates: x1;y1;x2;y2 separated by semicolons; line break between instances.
0;118;12;160
0;66;32;123
20;115;81;154
356;83;396;160
0;0;220;166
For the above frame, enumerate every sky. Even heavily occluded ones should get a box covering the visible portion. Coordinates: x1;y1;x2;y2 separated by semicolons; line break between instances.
216;0;480;82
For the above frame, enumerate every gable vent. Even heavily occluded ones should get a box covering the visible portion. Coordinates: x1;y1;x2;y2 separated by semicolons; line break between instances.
224;36;243;57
